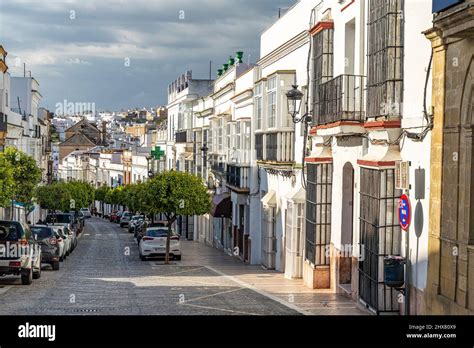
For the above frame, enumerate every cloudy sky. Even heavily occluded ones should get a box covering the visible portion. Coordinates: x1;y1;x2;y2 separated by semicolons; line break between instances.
0;0;296;112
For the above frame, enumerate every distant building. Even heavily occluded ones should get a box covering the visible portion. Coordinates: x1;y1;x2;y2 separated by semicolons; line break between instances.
59;118;103;161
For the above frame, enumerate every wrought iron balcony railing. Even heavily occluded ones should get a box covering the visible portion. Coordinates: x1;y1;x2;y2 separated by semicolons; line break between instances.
315;74;366;126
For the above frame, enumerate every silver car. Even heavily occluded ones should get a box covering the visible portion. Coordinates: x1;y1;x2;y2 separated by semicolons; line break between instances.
119;212;133;228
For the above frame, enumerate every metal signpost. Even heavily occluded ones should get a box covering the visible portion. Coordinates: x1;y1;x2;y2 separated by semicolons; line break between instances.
399;194;411;315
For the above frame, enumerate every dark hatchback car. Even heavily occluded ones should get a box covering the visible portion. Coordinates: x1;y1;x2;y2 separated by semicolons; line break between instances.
0;221;42;285
30;226;61;271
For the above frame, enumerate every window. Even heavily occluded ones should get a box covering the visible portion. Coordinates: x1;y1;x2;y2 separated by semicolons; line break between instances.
243;121;250;151
267;77;277;128
312;26;334;124
367;0;404;118
208;127;213;153
217;118;223;152
235;122;241;150
255;84;263;130
305;163;332;266
266;133;278;161
255;134;263;161
359;168;401;313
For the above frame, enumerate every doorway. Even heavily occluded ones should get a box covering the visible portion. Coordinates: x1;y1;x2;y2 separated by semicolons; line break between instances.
339;162;354;288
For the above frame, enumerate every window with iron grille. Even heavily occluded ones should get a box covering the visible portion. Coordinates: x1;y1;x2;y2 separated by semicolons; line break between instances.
359;167;401;313
367;0;404;119
311;27;334;125
255;133;263;161
305;163;332;265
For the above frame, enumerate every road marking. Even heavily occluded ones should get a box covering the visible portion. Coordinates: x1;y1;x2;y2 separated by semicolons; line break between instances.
180;302;260;316
181;287;245;304
0;285;12;296
96;234;102;236
84;234;91;236
205;266;312;316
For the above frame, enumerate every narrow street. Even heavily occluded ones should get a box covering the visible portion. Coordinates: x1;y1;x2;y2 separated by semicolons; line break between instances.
0;218;364;316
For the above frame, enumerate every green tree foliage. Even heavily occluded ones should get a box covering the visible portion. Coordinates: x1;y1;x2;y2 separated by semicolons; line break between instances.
3;147;42;207
35;183;72;212
0;152;14;208
35;181;94;213
143;171;211;264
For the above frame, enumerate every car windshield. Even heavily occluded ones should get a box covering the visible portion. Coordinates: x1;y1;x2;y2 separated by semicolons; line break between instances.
146;228;170;238
31;226;54;239
81;208;89;212
0;221;22;241
132;216;143;221
46;214;72;224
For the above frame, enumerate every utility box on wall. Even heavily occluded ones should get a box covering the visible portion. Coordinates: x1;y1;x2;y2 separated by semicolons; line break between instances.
395;161;410;190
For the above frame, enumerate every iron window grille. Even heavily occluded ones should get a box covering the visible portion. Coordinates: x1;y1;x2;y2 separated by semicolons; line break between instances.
367;0;404;119
358;167;402;314
305;163;333;266
312;27;334;125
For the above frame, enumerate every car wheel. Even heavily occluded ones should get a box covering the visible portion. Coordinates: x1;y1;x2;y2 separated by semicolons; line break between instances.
21;269;33;285
52;261;60;271
140;255;147;261
175;255;182;261
33;265;41;279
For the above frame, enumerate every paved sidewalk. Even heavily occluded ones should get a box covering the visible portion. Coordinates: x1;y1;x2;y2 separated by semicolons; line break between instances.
179;240;369;315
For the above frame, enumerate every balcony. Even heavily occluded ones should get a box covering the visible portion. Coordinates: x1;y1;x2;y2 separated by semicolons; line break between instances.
256;132;294;163
315;74;366;126
226;165;250;192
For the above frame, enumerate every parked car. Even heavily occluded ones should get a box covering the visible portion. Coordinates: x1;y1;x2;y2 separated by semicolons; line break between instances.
46;213;77;234
119;212;133;228
51;226;71;260
30;225;60;271
110;211;122;223
80;208;92;219
0;221;42;285
128;215;145;233
138;226;181;261
135;221;166;244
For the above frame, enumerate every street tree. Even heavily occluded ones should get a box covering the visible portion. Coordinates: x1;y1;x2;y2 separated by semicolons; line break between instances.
0;152;14;208
35;183;72;213
144;171;211;264
3;147;42;220
95;185;110;216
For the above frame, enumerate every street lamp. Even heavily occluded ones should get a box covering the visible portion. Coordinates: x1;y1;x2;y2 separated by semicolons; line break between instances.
286;84;312;124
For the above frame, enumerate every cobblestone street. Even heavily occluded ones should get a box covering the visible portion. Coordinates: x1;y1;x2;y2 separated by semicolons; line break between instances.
0;218;365;315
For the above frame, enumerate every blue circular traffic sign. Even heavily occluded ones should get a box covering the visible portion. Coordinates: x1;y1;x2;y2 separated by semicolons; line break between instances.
399;194;411;231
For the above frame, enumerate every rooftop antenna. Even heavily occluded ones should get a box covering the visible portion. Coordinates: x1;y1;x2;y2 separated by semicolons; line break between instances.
23;63;26;77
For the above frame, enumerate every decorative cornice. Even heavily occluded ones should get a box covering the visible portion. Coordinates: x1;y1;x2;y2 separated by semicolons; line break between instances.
309;21;334;36
305;157;333;163
364;120;401;130
231;88;253;103
211;82;234;100
357;159;396;168
257;31;309;70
